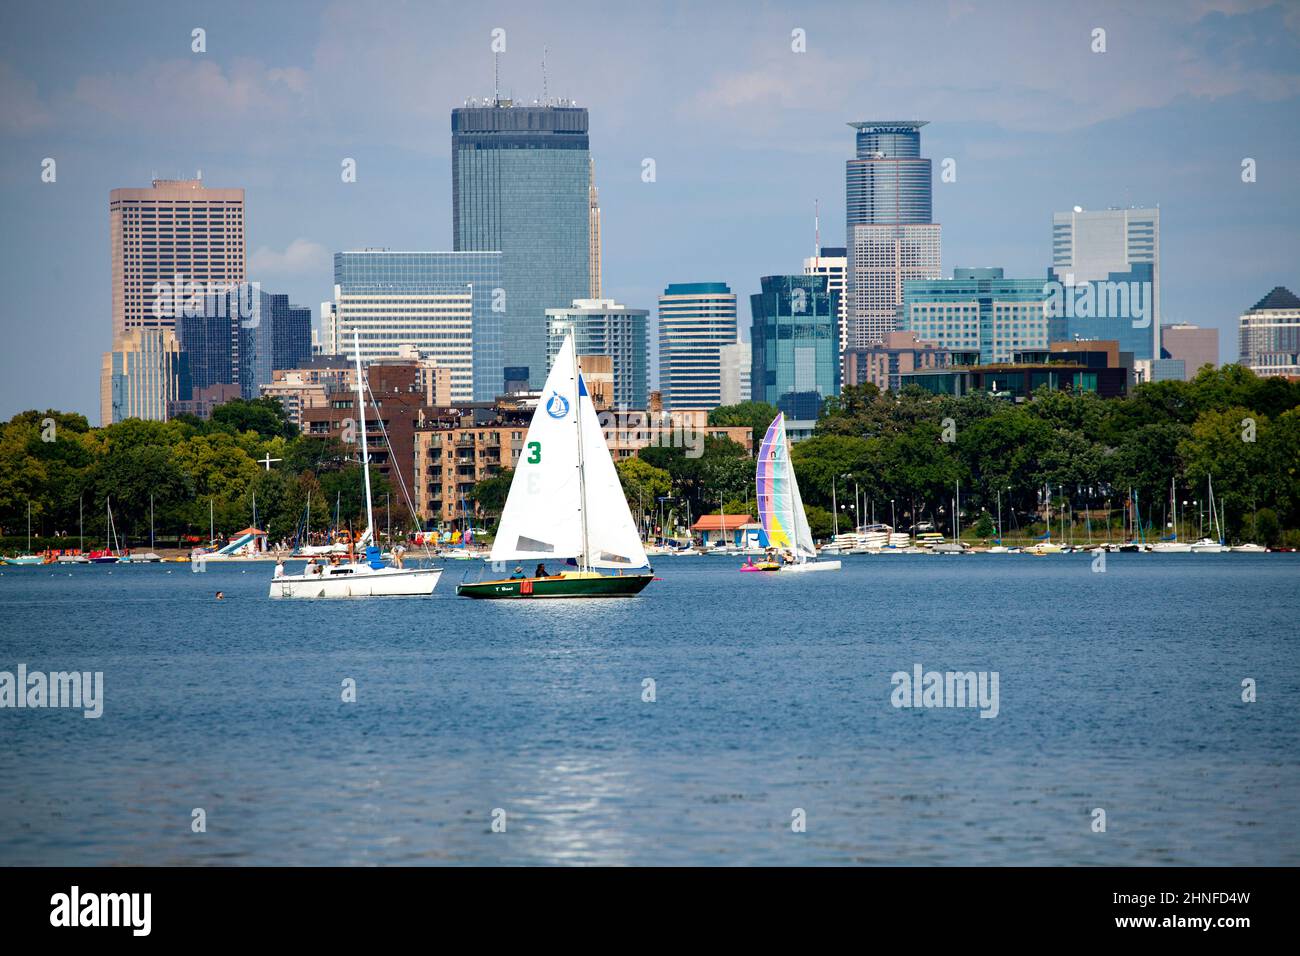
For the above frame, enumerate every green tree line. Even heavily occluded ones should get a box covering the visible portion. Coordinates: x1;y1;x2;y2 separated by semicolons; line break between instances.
0;398;393;550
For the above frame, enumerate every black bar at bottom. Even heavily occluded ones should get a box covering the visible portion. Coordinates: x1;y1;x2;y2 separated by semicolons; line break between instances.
0;866;1282;941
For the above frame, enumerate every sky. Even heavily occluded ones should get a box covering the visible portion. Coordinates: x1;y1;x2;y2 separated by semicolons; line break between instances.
2;0;1298;422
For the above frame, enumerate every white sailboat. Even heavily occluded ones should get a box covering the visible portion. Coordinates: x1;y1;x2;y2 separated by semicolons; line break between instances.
269;331;442;598
1152;477;1192;552
1189;475;1226;552
751;412;840;573
4;501;45;565
457;332;654;598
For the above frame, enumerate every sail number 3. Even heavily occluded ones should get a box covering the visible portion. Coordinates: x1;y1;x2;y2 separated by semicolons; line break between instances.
527;441;541;464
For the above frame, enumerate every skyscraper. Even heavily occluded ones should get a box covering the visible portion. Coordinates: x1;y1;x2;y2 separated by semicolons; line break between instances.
589;158;602;299
100;328;190;424
110;177;246;337
1239;286;1300;378
327;251;503;404
844;122;941;347
177;285;312;400
804;246;849;354
1051;206;1160;359
657;282;739;410
750;274;840;424
545;299;649;409
103;176;244;424
452;100;591;390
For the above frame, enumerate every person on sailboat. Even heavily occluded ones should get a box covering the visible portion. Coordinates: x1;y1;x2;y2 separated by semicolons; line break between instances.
535;563;548;578
274;559;285;579
512;565;524;579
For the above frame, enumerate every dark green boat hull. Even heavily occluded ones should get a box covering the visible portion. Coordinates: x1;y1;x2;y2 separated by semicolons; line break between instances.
456;573;654;599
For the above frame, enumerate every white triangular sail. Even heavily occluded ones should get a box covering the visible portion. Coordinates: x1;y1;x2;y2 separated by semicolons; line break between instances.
489;334;648;569
491;337;585;562
577;370;650;569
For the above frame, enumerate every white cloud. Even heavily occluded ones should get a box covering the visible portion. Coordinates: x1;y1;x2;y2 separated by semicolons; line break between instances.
250;238;331;279
0;60;52;134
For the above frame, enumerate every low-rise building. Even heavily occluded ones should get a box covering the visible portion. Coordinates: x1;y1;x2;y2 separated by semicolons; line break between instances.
843;330;956;391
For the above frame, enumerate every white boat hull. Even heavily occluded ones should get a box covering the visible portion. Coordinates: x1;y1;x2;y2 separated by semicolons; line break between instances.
783;560;841;573
269;565;442;598
1152;542;1193;553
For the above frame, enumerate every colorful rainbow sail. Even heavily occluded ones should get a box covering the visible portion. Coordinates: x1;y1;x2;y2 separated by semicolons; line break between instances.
755;413;817;560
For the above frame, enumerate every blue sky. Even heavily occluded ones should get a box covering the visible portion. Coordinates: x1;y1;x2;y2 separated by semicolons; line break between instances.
2;0;1298;420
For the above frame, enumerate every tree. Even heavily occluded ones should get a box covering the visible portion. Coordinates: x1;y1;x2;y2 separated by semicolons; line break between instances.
709;401;780;447
210;397;296;440
469;469;514;527
615;456;671;522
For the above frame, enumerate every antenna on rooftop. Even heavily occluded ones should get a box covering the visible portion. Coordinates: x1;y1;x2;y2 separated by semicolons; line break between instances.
814;198;821;260
542;46;549;105
494;50;500;104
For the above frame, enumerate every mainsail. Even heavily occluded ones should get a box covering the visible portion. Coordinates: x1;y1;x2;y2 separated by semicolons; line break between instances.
489;334;649;570
755;412;817;560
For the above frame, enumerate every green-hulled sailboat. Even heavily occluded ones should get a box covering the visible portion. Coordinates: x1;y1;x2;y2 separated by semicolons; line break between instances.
456;332;654;599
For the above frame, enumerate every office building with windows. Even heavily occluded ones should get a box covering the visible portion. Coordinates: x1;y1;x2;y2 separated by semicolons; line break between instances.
900;268;1049;364
845;122;941;347
325;250;503;403
545;299;649;409
1051;206;1160;359
1045;262;1158;361
1239;286;1300;378
843;331;957;392
100;328;190;424
177;284;312;400
452;100;590;389
657;282;738;410
750;274;840;423
719;341;752;407
804;247;849;354
1160;323;1219;380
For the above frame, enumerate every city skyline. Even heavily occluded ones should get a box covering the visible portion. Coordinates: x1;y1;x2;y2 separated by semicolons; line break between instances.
2;0;1299;420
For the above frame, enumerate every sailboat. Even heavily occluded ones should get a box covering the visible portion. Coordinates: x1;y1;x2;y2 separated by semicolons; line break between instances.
270;331;442;598
1189;475;1226;552
89;498;124;562
457;332;654;598
4;501;45;564
748;412;840;573
1152;478;1192;552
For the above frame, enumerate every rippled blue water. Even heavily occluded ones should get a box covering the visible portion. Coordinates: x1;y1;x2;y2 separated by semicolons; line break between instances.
1;552;1297;865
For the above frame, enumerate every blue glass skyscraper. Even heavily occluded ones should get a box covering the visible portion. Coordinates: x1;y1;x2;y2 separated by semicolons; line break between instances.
178;285;311;399
452;101;591;391
750;275;840;422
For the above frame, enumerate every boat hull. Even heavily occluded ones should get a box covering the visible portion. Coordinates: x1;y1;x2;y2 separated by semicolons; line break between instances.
457;572;653;599
269;566;442;598
782;560;841;573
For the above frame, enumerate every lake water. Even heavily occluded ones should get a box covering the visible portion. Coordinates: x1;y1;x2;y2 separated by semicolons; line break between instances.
1;553;1297;866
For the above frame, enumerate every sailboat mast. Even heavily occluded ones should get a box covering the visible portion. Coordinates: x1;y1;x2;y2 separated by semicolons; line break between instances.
79;495;84;552
27;500;32;551
150;493;155;551
352;329;376;546
569;334;591;571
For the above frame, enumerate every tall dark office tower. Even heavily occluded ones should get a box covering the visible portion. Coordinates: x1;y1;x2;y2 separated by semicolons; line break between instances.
452;100;591;390
845;121;941;347
177;285;312;400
